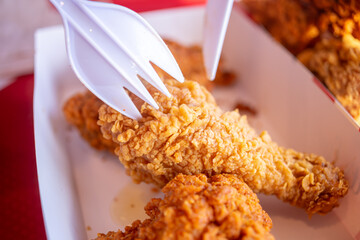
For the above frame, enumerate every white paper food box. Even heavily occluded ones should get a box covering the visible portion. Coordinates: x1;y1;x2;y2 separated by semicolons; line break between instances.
34;5;360;240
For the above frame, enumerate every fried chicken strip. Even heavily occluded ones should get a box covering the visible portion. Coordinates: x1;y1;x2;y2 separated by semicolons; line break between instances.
98;79;348;215
63;40;234;151
96;174;274;240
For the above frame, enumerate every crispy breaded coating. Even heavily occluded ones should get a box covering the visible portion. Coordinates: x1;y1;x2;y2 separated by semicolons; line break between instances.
298;35;360;124
63;91;118;152
63;40;235;151
243;0;360;55
243;0;360;124
95;174;274;240
243;0;319;55
98;79;348;215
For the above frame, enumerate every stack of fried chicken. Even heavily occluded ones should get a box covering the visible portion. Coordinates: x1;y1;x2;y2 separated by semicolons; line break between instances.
243;0;360;124
63;40;348;240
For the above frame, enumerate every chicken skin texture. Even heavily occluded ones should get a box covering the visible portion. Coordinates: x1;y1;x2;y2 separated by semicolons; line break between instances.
98;79;348;215
95;174;274;240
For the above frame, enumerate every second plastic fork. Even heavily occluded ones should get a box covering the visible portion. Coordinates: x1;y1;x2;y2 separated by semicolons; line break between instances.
203;0;234;80
50;0;184;119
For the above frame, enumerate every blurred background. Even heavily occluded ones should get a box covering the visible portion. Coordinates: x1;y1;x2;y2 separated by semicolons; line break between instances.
0;0;61;88
0;0;204;89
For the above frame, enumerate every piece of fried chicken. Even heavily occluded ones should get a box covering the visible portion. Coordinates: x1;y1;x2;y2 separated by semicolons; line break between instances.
163;40;235;88
96;174;274;240
243;0;360;55
98;79;348;215
298;35;360;124
242;0;360;124
63;91;118;152
63;40;234;152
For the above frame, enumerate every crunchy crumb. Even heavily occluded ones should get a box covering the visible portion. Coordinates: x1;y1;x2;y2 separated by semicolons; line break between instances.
87;226;92;231
95;174;274;240
98;79;348;215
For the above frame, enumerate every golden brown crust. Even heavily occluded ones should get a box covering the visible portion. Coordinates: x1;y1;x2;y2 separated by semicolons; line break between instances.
243;0;360;55
63;40;235;151
63;91;118;152
242;0;360;124
243;0;319;55
95;174;274;240
98;79;348;215
298;35;360;124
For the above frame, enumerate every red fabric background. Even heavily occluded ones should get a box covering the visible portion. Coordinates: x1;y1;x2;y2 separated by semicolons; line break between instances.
0;1;205;239
0;74;45;240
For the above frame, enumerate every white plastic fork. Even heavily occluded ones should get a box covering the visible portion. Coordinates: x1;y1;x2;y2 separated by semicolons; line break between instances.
50;0;184;119
203;0;234;80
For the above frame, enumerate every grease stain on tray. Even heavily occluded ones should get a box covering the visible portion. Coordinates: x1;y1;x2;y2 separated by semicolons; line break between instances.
110;181;163;226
